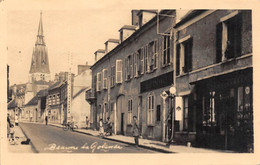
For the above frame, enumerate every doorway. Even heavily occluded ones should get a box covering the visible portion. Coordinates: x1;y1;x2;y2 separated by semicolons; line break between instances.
121;113;125;135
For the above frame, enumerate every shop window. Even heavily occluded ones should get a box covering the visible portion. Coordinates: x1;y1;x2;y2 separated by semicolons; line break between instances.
128;99;133;124
216;13;242;63
162;35;171;66
147;94;155;125
202;91;216;127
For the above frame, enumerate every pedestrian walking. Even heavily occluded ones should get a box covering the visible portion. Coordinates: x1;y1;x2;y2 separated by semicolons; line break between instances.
15;114;19;126
132;116;140;146
106;117;113;136
45;116;48;125
99;119;104;137
7;113;12;138
86;116;89;129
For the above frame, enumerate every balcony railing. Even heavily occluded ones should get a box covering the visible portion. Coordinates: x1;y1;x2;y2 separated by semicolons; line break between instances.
85;89;96;103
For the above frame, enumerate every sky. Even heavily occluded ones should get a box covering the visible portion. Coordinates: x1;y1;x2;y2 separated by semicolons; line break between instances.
5;0;196;86
7;8;132;85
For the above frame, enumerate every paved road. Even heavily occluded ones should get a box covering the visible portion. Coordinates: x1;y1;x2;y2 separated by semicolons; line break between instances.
20;123;155;153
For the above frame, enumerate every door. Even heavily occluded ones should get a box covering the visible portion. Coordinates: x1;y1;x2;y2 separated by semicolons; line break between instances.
116;95;125;135
121;113;125;135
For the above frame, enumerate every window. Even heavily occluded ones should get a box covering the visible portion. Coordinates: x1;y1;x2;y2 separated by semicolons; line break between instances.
110;66;116;87
216;13;242;62
183;96;189;131
137;48;144;76
148;40;158;72
156;105;161;121
128;99;133;124
116;60;122;84
144;45;149;73
162;35;171;66
102;69;108;89
134;52;138;77
147;94;155;125
176;38;193;75
93;75;97;92
202;91;216;127
125;55;133;81
96;72;102;91
110;102;115;112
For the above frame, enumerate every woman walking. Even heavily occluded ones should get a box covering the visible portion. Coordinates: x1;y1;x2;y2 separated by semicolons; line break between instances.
132;116;140;146
99;119;104;137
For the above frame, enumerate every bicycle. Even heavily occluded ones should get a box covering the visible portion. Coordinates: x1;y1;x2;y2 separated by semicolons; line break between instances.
63;122;78;131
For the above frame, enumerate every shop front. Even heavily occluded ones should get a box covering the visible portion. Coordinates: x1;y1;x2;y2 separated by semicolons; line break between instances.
192;68;253;152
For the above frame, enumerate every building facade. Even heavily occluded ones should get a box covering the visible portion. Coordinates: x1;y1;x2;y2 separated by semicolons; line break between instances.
173;10;253;152
87;9;253;152
87;10;176;141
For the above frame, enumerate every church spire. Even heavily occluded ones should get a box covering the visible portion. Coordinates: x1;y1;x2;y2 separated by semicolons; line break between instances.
29;11;50;76
35;11;45;46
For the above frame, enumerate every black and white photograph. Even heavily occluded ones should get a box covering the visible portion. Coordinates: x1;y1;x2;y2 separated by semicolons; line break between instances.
1;0;260;165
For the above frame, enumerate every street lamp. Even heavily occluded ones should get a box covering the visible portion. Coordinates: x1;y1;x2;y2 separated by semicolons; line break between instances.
169;85;176;144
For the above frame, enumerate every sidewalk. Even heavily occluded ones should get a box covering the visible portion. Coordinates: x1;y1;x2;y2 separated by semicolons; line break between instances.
8;125;34;153
49;123;233;153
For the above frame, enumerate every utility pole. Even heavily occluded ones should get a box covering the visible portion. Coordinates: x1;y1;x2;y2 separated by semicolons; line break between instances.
66;51;72;123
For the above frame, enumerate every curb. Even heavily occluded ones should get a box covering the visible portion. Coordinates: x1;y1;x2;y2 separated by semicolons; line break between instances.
49;123;173;153
19;125;39;153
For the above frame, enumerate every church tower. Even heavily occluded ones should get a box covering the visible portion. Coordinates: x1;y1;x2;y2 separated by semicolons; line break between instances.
29;12;51;83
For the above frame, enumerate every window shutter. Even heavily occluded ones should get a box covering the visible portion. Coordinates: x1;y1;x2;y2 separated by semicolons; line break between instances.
161;36;164;67
102;69;107;89
141;47;144;74
216;23;223;63
116;60;122;84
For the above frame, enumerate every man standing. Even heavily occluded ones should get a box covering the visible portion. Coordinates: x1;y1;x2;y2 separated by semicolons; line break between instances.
132;116;140;146
45;116;48;125
86;116;89;129
15;114;19;126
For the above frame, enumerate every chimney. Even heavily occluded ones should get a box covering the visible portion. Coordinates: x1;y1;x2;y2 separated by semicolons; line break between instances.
104;39;119;54
77;62;91;75
119;25;136;43
137;10;157;28
94;49;105;62
131;10;139;26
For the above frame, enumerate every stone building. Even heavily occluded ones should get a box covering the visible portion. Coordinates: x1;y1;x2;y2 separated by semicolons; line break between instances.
173;10;253;152
87;10;176;141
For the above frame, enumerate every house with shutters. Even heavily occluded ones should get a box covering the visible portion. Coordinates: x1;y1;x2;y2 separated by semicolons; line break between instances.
87;10;176;141
173;10;253;152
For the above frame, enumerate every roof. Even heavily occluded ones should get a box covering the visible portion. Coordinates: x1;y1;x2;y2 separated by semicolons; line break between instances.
95;49;105;54
29;12;50;74
104;39;120;44
36;89;48;98
48;81;63;91
137;10;158;16
26;95;38;106
8;99;17;109
174;10;207;28
91;10;175;70
73;87;89;99
119;25;137;31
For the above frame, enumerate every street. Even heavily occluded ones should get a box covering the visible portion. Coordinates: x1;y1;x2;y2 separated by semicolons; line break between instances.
19;123;156;153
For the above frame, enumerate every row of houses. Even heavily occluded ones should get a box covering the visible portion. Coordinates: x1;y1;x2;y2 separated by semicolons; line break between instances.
8;65;92;128
86;10;253;152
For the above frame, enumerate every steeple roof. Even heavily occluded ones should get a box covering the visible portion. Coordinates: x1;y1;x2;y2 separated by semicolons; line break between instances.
29;12;50;74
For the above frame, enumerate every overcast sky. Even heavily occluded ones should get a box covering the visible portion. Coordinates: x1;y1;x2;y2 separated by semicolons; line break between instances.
7;8;133;85
5;0;196;85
